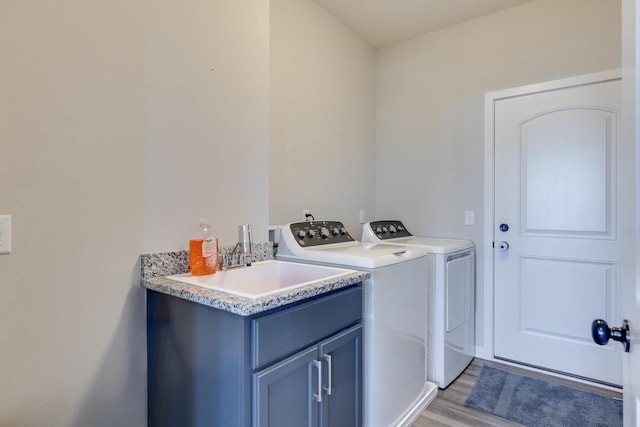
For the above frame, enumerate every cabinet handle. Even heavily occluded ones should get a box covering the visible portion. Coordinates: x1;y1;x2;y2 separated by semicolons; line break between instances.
323;354;332;396
312;360;322;403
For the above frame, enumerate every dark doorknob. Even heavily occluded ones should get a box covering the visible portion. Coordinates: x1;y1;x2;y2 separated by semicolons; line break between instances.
591;319;631;352
499;223;509;232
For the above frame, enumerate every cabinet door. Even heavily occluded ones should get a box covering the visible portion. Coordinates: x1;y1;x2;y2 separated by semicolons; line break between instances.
253;346;320;427
319;324;362;427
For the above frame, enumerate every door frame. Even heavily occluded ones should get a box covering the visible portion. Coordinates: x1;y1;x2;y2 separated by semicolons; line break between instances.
622;0;639;424
482;69;622;363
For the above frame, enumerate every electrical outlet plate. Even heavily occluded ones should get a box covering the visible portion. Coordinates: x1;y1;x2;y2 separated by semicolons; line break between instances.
0;215;11;254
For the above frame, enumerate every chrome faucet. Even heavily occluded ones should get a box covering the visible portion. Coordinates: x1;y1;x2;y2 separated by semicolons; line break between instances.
220;224;253;270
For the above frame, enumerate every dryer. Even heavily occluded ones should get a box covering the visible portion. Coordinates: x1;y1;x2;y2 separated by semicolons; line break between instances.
277;220;438;427
362;220;475;389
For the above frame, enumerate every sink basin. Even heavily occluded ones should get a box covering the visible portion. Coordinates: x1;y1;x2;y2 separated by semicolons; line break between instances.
168;260;359;299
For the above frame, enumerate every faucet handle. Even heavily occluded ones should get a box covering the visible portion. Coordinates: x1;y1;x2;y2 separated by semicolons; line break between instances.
240;253;253;267
218;252;229;270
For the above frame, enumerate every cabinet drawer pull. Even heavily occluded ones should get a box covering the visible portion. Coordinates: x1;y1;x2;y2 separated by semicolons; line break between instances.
312;360;322;403
323;354;332;396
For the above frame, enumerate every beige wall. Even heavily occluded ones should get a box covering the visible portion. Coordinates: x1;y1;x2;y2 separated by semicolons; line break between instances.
145;0;270;249
0;0;268;425
269;0;375;236
374;0;621;353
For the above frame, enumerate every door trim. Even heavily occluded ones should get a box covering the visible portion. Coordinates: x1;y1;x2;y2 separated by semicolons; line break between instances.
482;69;622;361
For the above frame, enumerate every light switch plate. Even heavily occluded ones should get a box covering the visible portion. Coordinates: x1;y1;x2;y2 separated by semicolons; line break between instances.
464;210;475;226
0;215;11;254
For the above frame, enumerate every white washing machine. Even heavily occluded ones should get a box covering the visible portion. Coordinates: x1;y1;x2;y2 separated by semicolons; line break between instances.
362;220;475;389
277;220;438;427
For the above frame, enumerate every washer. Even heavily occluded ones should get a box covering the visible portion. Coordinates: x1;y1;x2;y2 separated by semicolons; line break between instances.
277;220;438;427
362;220;475;389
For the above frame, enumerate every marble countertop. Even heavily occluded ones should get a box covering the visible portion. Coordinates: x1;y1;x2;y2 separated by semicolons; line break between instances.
142;271;368;316
140;245;369;316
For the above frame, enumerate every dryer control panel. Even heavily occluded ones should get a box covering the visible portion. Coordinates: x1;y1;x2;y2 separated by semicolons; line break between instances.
287;221;356;247
367;220;413;240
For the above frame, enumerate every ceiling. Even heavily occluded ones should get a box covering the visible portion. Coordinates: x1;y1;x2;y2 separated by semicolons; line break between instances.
311;0;535;48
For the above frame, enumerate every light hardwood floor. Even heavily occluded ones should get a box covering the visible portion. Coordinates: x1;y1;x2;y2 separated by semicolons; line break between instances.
411;358;622;427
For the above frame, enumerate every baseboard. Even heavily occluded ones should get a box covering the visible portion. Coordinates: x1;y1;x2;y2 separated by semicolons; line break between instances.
395;381;439;427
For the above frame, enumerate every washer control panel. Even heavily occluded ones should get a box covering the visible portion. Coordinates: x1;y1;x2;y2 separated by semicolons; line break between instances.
367;220;413;240
288;221;355;247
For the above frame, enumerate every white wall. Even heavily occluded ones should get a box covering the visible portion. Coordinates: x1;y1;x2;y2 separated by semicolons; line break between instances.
269;0;375;236
375;0;621;354
0;0;269;425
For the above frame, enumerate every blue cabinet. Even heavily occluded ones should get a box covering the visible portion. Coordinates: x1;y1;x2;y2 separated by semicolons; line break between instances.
319;325;362;427
253;324;362;427
147;285;362;427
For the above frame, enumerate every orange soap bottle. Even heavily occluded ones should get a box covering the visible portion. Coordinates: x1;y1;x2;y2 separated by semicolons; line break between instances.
189;219;218;276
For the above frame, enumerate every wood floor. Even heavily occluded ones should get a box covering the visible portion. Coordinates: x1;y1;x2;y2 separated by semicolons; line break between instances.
411;358;623;427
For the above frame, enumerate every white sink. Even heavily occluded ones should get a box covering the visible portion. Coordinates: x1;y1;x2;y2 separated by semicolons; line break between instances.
168;260;359;299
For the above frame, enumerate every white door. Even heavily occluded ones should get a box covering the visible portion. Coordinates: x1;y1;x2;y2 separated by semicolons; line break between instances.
493;75;631;386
